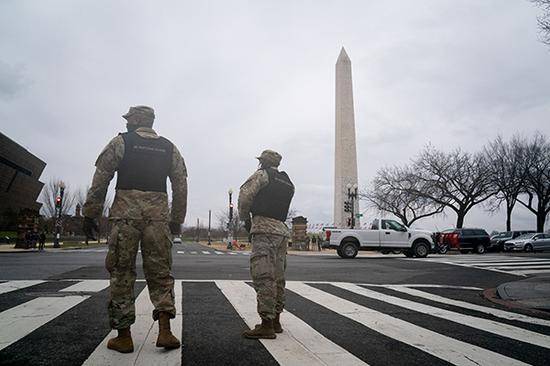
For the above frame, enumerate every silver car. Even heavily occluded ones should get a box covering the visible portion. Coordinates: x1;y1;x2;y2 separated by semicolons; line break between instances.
503;233;550;252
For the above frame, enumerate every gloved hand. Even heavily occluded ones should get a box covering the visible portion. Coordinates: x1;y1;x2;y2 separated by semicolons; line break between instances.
244;218;252;233
83;217;98;241
169;222;181;235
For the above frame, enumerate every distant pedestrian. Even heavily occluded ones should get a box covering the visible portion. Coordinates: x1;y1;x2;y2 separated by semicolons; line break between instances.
39;232;46;251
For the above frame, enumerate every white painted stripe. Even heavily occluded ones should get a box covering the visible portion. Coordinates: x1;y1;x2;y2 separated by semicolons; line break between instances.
190;251;197;254
176;251;184;254
83;286;155;365
135;280;182;366
0;295;89;351
474;261;550;266
387;286;550;327
335;283;550;350
202;251;211;255
454;258;549;264
216;280;366;366
242;252;250;256
492;265;550;270
287;282;529;366
214;251;224;255
511;269;550;275
0;280;45;294
228;252;237;255
60;280;109;292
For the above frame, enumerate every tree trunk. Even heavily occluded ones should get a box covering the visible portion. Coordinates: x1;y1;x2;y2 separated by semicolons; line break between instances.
456;213;465;229
506;205;513;232
537;212;546;232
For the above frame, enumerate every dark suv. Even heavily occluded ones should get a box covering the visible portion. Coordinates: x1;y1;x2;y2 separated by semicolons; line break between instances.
439;228;491;254
489;230;536;252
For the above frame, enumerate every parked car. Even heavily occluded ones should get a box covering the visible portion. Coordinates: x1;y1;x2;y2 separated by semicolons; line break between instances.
489;230;536;252
325;218;434;259
439;228;490;254
503;233;550;252
173;237;182;244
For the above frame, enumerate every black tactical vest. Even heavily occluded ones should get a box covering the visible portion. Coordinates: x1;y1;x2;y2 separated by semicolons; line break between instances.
115;131;173;192
250;168;295;221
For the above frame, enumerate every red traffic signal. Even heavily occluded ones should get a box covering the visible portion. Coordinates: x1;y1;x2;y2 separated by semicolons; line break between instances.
55;196;62;206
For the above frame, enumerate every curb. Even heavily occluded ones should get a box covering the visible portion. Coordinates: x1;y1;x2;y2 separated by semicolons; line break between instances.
482;288;550;318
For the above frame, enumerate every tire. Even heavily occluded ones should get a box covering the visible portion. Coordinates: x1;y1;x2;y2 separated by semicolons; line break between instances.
524;244;533;253
460;249;470;254
336;247;344;258
381;250;390;254
438;245;449;254
340;241;359;259
475;244;486;254
391;249;402;254
403;250;414;258
413;241;429;258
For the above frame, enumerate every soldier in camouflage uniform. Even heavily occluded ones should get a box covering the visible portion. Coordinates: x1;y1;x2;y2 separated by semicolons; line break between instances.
83;106;187;353
238;149;295;339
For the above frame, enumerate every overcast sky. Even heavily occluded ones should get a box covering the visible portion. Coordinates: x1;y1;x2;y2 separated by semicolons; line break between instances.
1;0;549;232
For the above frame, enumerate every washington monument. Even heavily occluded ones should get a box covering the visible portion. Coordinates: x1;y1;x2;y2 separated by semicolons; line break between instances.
334;47;360;228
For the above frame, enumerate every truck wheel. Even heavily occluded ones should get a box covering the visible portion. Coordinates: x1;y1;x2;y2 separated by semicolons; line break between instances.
413;241;429;258
403;250;414;258
336;247;344;258
475;244;486;254
391;249;402;254
381;250;390;254
341;241;358;259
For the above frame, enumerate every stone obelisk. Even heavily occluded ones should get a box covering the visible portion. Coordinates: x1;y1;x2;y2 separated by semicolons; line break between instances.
334;47;360;228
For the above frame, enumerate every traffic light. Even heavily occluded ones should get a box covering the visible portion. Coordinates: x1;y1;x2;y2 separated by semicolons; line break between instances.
55;196;62;208
344;201;351;212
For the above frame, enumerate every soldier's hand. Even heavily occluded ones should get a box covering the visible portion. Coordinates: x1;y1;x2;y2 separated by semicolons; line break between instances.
83;217;98;241
169;221;181;235
244;218;252;233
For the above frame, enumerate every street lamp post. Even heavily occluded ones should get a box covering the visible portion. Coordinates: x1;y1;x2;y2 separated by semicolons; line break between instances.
346;183;358;229
227;189;233;249
208;209;212;246
53;182;65;248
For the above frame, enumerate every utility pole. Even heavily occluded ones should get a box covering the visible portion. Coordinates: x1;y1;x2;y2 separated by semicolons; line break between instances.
196;218;200;243
53;182;65;248
208;209;212;245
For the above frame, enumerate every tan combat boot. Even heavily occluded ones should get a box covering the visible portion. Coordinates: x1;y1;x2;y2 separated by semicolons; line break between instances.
242;319;276;339
273;313;283;334
156;312;181;349
107;328;134;353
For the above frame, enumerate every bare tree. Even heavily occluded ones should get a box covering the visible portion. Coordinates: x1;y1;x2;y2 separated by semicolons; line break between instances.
363;165;444;227
516;132;550;232
39;178;76;218
532;0;550;45
216;209;244;237
411;146;496;228
484;135;528;231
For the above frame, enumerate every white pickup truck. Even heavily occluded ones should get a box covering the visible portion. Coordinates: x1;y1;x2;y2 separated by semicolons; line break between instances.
324;218;434;259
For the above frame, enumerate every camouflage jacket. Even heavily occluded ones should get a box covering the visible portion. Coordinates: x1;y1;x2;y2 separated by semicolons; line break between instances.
83;127;187;223
238;168;290;237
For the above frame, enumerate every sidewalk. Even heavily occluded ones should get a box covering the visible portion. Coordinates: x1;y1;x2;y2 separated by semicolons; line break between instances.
0;242;106;253
497;275;550;311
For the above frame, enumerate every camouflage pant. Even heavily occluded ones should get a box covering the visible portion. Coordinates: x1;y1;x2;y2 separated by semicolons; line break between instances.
105;219;175;329
250;234;288;321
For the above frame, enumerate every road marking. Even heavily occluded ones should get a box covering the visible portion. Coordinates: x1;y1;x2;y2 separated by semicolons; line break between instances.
202;251;211;255
134;280;182;366
492;265;550;270
228;252;237;255
474;261;550;266
335;283;550;350
512;269;550;275
216;280;366;366
177;251;184;254
386;285;550;327
0;280;45;294
60;280;110;292
0;295;89;351
287;282;529;366
214;251;224;255
83;286;155;365
190;251;197;254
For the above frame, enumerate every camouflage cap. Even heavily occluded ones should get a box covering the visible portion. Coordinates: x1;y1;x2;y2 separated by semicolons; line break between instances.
122;105;155;125
256;149;282;167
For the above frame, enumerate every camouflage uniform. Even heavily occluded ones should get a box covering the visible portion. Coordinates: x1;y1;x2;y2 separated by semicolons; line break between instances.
238;165;290;321
83;112;187;330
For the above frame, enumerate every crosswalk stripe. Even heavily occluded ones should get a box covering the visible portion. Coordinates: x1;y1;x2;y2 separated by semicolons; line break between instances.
214;251;224;255
202;251;211;254
134;280;182;366
216;280;366;366
0;295;90;351
385;285;550;327
60;280;110;292
190;251;197;254
83;286;156;365
511;269;550;275
474;261;550;267
335;283;550;350
0;280;45;294
492;265;550;270
228;252;237;255
287;282;529;366
177;251;184;254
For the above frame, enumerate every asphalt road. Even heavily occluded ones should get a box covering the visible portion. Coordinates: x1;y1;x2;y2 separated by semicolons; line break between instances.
1;242;549;365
